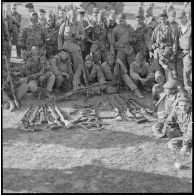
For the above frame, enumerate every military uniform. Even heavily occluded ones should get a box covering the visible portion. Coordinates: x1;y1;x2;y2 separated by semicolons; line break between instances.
112;14;135;72
51;52;73;91
11;8;22;57
58;19;85;73
18;13;46;61
151;11;177;81
38;8;47;27
130;53;155;91
152;79;179;136
177;12;192;94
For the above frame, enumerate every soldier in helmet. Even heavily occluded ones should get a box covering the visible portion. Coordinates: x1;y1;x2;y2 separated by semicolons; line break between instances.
151;10;177;81
73;55;106;94
177;11;192;95
11;3;22;58
100;53;142;96
44;13;59;59
38;8;47;27
58;9;85;73
18;12;46;61
112;14;136;74
25;3;35;14
152;79;180;137
51;49;74;94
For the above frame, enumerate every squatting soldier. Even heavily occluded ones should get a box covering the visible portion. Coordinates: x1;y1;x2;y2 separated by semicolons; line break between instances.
165;96;192;156
101;53;143;98
152;79;179;137
11;3;22;58
58;9;85;73
38;9;47;27
112;14;136;73
177;11;192;95
90;9;109;65
21;46;55;99
151;10;177;81
133;13;148;56
51;49;74;94
152;71;166;106
25;3;35;15
18;12;46;61
44;13;59;58
73;55;106;93
130;52;155;93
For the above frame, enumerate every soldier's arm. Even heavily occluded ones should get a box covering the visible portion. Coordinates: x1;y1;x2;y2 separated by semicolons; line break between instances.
51;57;61;76
151;27;157;48
129;62;141;80
18;27;27;50
67;59;74;81
58;22;65;50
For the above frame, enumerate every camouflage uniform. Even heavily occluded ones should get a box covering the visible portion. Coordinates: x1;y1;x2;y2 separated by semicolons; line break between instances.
112;15;135;72
51;53;73;91
11;11;21;57
151;14;177;81
58;20;85;73
18;22;46;61
178;13;192;94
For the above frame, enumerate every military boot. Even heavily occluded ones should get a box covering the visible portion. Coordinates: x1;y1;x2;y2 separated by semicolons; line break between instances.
134;89;144;98
9;100;16;112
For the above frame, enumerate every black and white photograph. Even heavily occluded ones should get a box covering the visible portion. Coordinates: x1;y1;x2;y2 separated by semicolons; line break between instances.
2;1;192;193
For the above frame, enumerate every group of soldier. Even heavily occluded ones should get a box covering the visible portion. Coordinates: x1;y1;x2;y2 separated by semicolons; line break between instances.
2;2;192;157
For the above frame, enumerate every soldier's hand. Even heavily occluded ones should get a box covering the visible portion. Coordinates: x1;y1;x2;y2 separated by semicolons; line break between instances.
39;75;46;82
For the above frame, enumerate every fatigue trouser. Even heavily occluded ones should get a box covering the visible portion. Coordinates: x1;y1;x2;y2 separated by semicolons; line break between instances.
116;51;135;74
63;41;83;73
12;25;21;57
55;75;72;91
121;74;137;91
183;53;192;94
132;76;154;91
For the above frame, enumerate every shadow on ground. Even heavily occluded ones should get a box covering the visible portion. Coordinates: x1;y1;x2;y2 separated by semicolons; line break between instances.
3;127;166;149
3;165;192;193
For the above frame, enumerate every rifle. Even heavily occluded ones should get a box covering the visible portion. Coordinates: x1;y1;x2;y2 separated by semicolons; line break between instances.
55;81;107;102
3;56;21;109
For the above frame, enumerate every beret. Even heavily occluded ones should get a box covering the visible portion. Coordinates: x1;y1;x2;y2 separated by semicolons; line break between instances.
39;9;46;13
25;3;34;9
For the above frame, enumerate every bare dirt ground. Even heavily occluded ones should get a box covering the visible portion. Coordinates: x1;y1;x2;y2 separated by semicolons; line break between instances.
3;2;191;193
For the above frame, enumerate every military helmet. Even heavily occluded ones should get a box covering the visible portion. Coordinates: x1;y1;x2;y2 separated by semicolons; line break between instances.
25;2;34;9
39;8;46;14
163;79;178;89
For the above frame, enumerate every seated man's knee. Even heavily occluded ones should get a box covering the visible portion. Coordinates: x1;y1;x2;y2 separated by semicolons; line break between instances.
17;83;28;100
28;80;38;93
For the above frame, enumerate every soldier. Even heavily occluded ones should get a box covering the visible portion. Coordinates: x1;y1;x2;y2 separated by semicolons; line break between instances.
55;9;66;30
152;79;180;137
73;55;106;94
133;13;149;56
152;71;166;106
130;52;155;93
177;11;192;95
25;3;35;14
151;10;177;81
58;9;85;73
112;14;136;73
18;12;46;61
11;3;22;58
101;53;143;97
38;8;47;27
51;49;74;94
145;3;154;18
44;13;59;58
137;2;144;17
90;9;109;65
165;96;192;156
166;2;175;15
20;46;55;99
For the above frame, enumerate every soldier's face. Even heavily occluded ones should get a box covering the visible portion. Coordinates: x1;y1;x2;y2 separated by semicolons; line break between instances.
180;16;188;25
118;19;126;25
85;61;93;68
39;13;46;20
159;17;167;25
135;18;143;26
156;76;165;85
70;13;77;22
31;14;38;23
47;18;53;26
60;51;69;60
107;57;114;66
92;12;98;18
58;11;63;18
169;16;175;23
178;101;190;113
12;7;17;13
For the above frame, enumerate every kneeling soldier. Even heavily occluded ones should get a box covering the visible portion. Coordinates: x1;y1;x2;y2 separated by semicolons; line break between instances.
51;49;74;95
165;96;192;155
73;55;106;94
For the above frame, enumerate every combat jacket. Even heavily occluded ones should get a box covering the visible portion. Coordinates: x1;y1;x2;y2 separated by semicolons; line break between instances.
112;24;135;55
74;63;105;84
165;107;192;134
164;94;178;117
38;18;47;27
51;54;73;78
11;12;21;28
18;22;46;51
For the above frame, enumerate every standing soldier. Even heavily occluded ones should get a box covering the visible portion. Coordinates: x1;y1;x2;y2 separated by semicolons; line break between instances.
133;13;148;56
151;10;177;81
18;12;46;61
44;13;59;59
58;9;85;73
137;2;144;17
11;3;22;58
112;14;136;73
177;11;192;95
51;49;74;94
38;9;47;27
